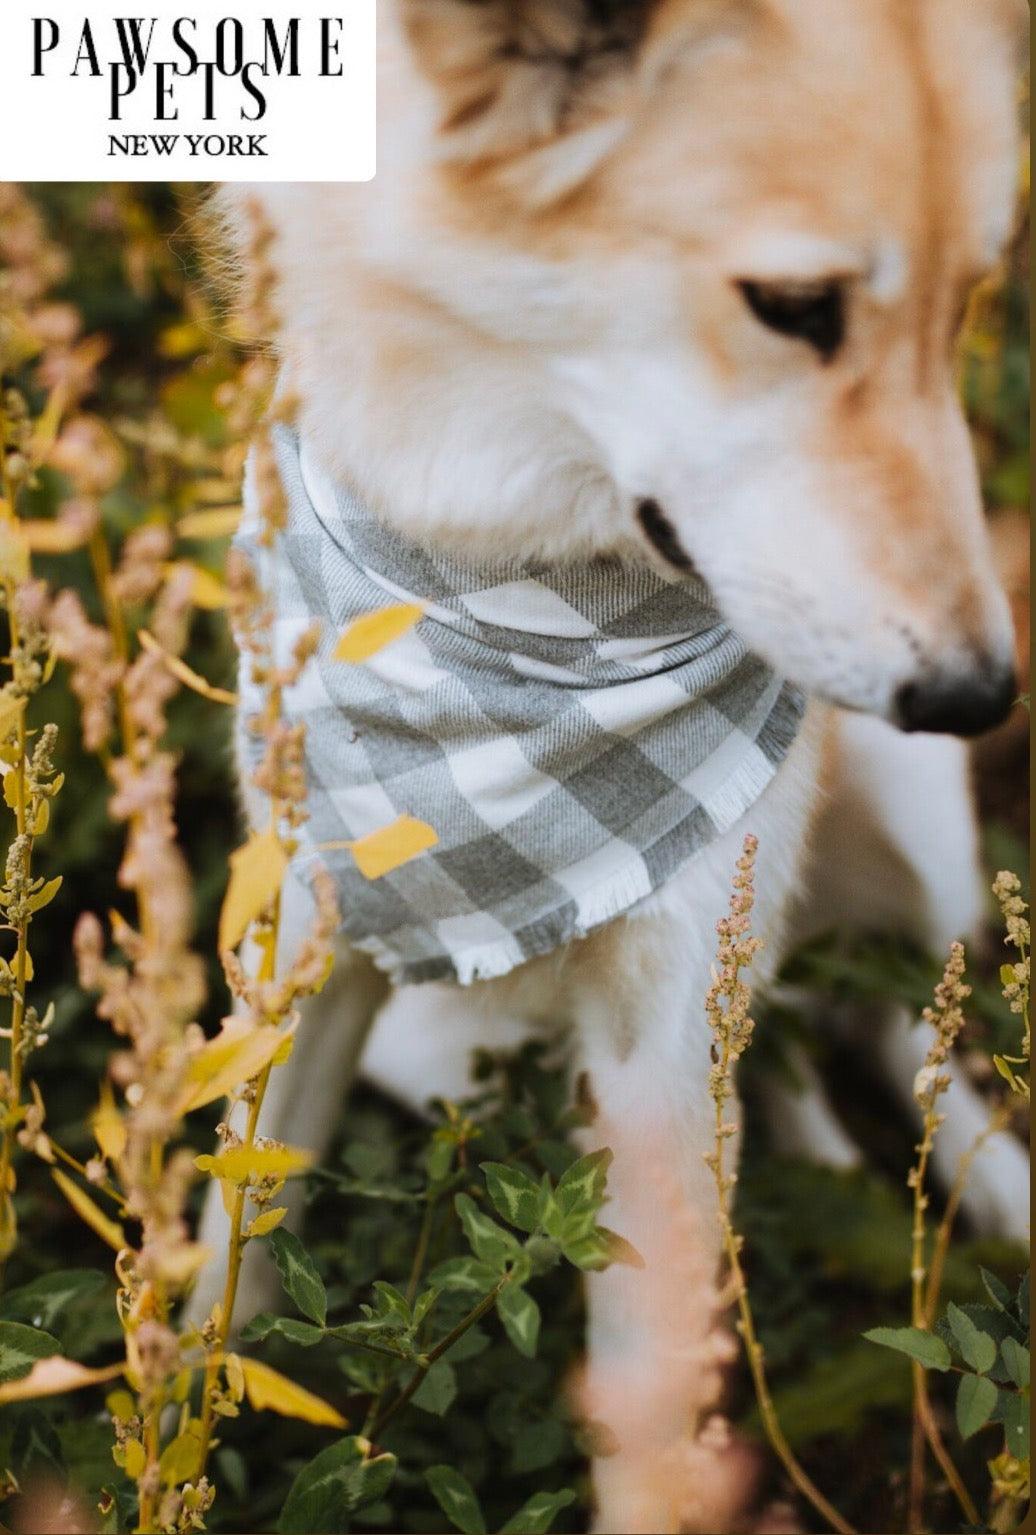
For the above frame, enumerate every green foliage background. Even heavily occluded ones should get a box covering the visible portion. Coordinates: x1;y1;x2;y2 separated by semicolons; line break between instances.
0;181;1028;1533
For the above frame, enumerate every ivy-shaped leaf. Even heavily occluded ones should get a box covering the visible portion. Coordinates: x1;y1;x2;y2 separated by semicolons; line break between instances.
455;1194;521;1272
428;1256;499;1295
481;1163;544;1234
239;1314;325;1348
269;1228;327;1327
0;1270;105;1332
497;1285;541;1359
278;1435;396;1534
412;1359;457;1416
425;1465;486;1535
499;1488;577;1534
0;1322;62;1385
552;1149;611;1219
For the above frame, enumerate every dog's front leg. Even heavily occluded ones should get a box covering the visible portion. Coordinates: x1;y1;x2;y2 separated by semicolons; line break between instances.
569;922;754;1535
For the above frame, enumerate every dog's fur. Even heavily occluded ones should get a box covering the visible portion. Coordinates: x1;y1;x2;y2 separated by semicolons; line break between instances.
190;3;1030;1528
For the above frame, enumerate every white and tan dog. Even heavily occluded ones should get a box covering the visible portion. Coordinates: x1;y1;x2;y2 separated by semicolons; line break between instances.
192;1;1030;1528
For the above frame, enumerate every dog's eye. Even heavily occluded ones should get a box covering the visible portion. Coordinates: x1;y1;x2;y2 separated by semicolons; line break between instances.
737;279;845;360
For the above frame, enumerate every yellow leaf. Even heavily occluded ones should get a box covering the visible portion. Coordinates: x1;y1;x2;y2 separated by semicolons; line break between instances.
32;798;50;836
188;477;240;505
349;815;438;880
27;876;62;914
106;1388;137;1420
155;1241;211;1288
3;770;20;810
0;694;25;744
239;1357;346;1428
246;1206;287;1238
333;603;424;663
51;1169;125;1250
19;518;91;554
195;1144;313;1185
180;1017;289;1112
158;1422;204;1485
218;829;288;953
0;1355;124;1404
224;1352;245;1402
177;507;242;539
91;1083;127;1162
272;1033;295;1066
158;321;208;358
0;522;29;585
120;1439;147;1479
165;560;229;611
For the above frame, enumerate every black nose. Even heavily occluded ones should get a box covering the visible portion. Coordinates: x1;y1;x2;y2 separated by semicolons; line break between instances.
896;660;1018;738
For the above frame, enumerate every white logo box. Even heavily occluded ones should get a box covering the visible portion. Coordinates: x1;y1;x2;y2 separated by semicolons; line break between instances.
0;1;375;181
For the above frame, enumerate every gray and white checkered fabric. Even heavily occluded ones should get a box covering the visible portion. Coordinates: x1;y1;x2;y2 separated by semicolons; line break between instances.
235;427;805;985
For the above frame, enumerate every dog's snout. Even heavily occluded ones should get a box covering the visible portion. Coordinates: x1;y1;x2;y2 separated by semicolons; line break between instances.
895;656;1018;738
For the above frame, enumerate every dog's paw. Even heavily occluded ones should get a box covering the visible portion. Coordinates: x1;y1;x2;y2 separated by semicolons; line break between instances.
589;1416;762;1535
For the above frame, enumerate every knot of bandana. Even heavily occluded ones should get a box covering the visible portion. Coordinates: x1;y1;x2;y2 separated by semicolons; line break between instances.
235;427;805;985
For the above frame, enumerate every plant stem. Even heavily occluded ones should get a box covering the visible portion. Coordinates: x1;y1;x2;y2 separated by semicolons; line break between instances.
405;1200;437;1307
195;904;280;1480
710;1073;856;1535
0;579;34;1267
369;1277;508;1443
915;1367;981;1527
925;1105;1009;1328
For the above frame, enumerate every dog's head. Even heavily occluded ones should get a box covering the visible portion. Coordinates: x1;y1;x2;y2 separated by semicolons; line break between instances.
245;0;1027;735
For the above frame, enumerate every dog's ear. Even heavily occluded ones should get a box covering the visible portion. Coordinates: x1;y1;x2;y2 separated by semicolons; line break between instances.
399;0;660;163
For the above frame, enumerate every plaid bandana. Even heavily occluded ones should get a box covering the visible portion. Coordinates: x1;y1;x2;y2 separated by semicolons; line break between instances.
236;428;805;985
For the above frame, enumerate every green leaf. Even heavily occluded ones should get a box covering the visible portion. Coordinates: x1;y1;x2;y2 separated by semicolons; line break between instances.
510;1416;567;1474
425;1465;487;1535
560;1224;644;1272
497;1285;541;1358
1000;1336;1030;1389
500;1488;576;1534
239;1313;325;1347
1015;1272;1029;1324
0;1321;62;1384
863;1326;951;1372
1001;1391;1030;1459
0;1270;106;1332
946;1302;997;1374
552;1149;611;1219
956;1373;997;1439
980;1268;1013;1313
412;1359;457;1416
480;1163;543;1233
428;1256;499;1295
454;1194;521;1272
370;1282;411;1326
278;1436;396;1534
269;1228;327;1327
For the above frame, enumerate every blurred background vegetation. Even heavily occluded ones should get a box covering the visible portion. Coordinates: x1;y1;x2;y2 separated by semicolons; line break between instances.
0;177;1028;1533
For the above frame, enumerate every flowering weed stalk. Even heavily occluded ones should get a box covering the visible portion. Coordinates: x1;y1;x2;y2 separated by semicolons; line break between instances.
904;942;981;1532
705;835;855;1535
991;870;1029;1098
